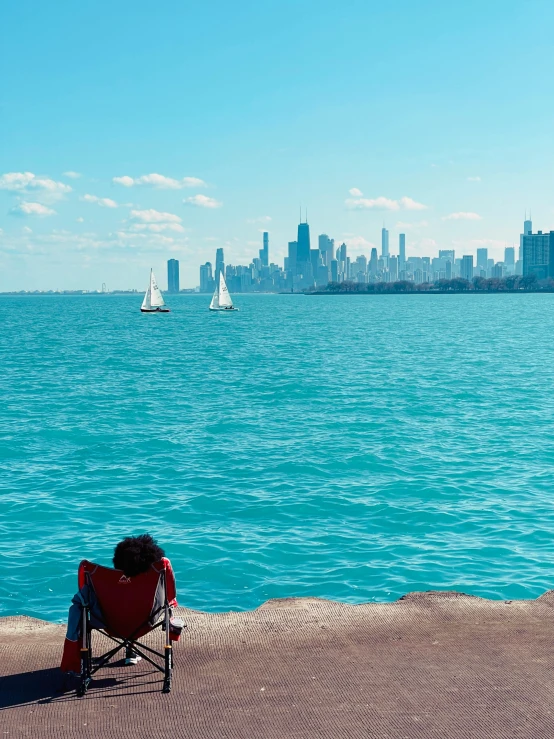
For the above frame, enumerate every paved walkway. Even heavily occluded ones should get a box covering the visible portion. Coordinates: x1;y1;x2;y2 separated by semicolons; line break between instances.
2;591;554;738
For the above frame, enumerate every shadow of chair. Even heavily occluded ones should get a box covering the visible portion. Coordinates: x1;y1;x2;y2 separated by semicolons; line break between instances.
0;668;71;710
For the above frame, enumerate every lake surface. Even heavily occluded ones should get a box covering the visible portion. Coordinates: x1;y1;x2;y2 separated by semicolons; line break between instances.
1;292;554;622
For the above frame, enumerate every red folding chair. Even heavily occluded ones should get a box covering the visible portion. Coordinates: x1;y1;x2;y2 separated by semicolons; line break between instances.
76;557;180;696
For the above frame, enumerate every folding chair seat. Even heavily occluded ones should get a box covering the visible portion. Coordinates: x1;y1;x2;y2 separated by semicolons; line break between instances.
73;557;181;696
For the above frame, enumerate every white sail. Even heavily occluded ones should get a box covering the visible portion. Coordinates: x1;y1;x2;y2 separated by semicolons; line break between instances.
141;282;151;310
209;286;219;310
218;272;233;309
149;270;165;307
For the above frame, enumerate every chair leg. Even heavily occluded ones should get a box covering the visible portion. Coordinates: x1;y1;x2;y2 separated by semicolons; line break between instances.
87;626;92;674
162;604;172;693
162;646;172;693
77;609;92;697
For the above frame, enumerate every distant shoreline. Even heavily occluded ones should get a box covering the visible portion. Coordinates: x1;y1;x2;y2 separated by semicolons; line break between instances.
3;288;554;297
307;289;554;295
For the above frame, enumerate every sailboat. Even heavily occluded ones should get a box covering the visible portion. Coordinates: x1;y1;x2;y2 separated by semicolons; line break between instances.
141;269;170;313
209;272;238;311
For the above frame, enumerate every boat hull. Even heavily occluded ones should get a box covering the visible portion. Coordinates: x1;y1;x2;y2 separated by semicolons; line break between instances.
209;307;238;312
141;308;170;313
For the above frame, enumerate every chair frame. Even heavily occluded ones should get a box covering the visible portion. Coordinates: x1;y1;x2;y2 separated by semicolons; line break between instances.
77;569;173;696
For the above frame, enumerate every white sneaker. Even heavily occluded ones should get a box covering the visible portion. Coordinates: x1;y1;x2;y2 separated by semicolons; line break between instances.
125;654;142;665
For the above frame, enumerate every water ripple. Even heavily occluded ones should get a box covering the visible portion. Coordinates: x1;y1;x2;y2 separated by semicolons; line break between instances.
1;292;554;621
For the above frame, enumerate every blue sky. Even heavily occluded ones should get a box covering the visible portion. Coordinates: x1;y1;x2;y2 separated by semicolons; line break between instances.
1;0;553;290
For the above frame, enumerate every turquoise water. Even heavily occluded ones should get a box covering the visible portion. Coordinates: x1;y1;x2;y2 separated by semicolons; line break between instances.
1;292;554;622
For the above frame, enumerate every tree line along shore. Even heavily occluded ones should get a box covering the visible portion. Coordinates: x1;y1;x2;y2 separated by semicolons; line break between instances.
307;275;554;295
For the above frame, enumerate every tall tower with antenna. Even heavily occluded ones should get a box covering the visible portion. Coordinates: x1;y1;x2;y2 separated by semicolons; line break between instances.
520;211;533;265
523;211;532;236
296;210;311;264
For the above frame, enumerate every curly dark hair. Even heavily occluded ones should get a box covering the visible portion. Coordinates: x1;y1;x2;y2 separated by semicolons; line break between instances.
112;534;165;577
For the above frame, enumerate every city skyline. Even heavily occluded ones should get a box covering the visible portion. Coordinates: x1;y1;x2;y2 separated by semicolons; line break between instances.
2;213;550;294
194;215;546;296
2;1;554;291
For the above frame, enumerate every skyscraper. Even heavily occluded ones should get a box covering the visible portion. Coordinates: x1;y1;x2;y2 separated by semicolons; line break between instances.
215;248;225;286
381;227;389;257
399;234;406;268
369;248;378;276
310;248;320;280
520;215;533;263
200;262;213;292
504;246;515;272
294;217;312;282
336;242;347;264
476;248;488;271
317;265;329;287
336;242;347;279
318;234;334;266
389;256;398;281
167;258;180;293
296;221;311;263
259;232;269;267
522;229;554;278
355;254;366;272
287;241;297;274
461;255;474;282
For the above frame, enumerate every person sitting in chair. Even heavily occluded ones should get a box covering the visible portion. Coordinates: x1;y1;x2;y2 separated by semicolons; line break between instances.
112;534;167;664
61;533;177;674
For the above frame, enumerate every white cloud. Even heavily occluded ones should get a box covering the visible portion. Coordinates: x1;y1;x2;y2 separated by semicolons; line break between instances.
345;195;427;211
0;172;71;196
76;217;84;223
116;230;176;245
346;196;398;210
113;173;207;189
130;208;182;224
82;194;118;208
247;215;272;223
400;197;427;211
184;194;222;209
112;176;135;187
10;202;56;216
416;238;437;249
340;234;376;253
349;187;363;196
132;223;185;233
467;176;481;182
0;227;191;263
30;178;71;193
113;229;188;250
0;172;39;190
443;212;482;221
395;220;429;230
63;171;82;179
149;234;175;245
22;226;33;233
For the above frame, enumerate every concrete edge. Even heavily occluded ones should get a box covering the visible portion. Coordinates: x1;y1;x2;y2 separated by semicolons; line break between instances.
3;589;554;634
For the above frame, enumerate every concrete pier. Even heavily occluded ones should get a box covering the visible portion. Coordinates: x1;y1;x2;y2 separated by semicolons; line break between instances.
2;591;554;738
